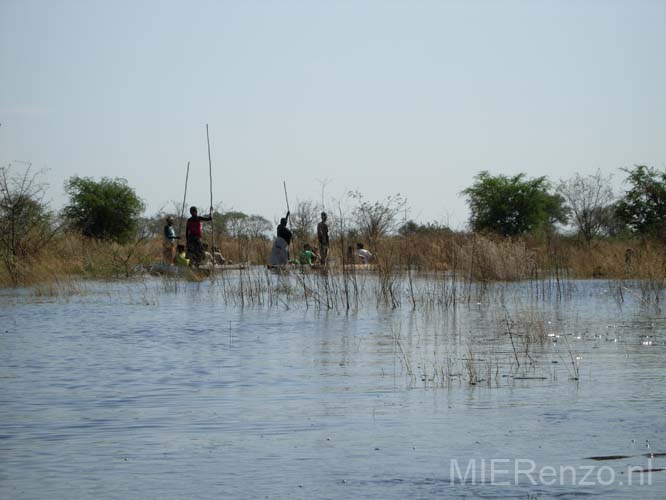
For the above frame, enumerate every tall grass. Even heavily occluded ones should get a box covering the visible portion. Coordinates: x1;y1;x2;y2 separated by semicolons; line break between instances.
3;228;666;295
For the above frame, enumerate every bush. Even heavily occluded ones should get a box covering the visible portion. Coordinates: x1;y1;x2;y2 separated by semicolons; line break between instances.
64;177;145;243
462;171;567;236
398;220;451;236
615;165;666;239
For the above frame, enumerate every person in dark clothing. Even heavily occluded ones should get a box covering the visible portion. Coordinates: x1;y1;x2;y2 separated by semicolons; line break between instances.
277;211;292;245
268;211;293;265
317;212;329;265
186;206;213;266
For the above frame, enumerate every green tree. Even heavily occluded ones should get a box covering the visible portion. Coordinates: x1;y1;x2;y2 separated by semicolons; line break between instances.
64;177;145;243
462;171;567;236
615;165;666;239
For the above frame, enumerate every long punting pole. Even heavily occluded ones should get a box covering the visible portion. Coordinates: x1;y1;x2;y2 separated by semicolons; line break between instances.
283;180;291;228
206;124;214;277
178;161;190;238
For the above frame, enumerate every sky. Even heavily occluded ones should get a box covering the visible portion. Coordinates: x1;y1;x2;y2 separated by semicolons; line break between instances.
1;0;665;228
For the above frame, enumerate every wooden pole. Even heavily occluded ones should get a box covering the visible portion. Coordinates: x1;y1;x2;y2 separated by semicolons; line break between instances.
283;180;291;228
178;161;190;239
206;124;214;276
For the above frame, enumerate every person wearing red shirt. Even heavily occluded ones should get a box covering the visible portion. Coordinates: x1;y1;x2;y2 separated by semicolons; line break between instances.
185;206;213;266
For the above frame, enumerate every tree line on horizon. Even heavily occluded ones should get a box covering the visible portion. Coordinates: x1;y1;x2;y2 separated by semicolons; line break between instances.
2;163;666;278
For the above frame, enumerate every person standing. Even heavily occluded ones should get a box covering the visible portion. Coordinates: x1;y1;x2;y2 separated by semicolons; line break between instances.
186;206;213;266
163;216;179;264
269;211;292;266
317;212;329;265
277;211;292;246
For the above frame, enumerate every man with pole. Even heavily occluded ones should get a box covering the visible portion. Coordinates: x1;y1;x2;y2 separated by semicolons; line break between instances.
280;181;293;257
186;206;213;267
267;182;293;267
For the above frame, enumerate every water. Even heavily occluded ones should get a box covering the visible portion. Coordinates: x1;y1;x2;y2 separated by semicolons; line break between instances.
1;275;665;499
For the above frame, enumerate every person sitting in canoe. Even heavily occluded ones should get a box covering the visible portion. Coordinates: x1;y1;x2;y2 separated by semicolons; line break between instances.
299;243;319;266
175;244;190;267
211;246;226;265
202;244;227;266
356;242;374;264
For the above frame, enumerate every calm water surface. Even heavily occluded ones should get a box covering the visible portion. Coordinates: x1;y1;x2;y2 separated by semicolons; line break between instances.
1;276;665;499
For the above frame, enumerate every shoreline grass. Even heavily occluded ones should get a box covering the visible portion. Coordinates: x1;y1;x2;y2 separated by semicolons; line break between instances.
2;230;665;290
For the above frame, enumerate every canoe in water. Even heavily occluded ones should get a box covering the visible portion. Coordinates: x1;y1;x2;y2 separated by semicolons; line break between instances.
148;263;249;276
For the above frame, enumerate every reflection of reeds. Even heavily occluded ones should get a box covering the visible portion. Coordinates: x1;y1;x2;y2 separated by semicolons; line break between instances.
392;326;416;387
561;335;580;381
464;348;478;386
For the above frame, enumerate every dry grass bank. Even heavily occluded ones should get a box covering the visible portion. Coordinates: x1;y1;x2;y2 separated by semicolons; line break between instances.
0;232;276;287
328;233;665;281
1;230;663;288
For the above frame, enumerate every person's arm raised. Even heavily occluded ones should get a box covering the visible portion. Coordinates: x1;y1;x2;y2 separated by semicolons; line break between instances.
201;209;214;222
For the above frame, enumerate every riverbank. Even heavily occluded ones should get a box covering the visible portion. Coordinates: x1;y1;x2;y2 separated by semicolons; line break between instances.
1;231;663;288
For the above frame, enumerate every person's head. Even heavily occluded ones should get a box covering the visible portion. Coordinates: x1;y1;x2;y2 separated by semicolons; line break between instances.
304;243;311;250
166;216;174;226
357;242;364;249
280;217;287;226
321;212;327;221
190;206;198;216
176;244;185;253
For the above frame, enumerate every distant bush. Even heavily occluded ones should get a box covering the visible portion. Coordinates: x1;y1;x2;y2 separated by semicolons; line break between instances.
615;165;666;239
557;170;615;244
349;191;407;245
398;220;452;236
64;176;145;243
462;171;567;236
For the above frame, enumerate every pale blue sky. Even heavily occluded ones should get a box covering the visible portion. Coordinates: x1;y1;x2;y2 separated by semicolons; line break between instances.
1;0;665;227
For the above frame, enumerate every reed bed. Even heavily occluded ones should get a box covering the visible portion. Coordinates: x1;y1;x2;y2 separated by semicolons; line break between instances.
3;230;666;300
